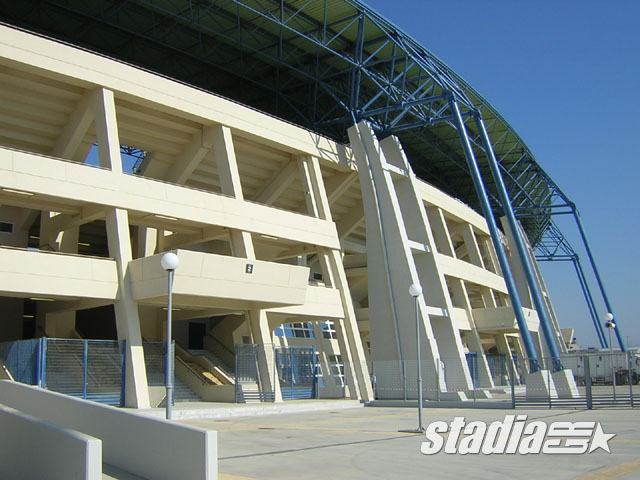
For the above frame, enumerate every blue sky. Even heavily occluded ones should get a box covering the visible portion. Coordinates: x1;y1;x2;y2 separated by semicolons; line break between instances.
362;0;640;348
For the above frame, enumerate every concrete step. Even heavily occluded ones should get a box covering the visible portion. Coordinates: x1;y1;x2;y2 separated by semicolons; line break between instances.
173;377;201;403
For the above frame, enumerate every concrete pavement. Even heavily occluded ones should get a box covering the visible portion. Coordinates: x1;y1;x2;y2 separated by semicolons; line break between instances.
182;405;640;480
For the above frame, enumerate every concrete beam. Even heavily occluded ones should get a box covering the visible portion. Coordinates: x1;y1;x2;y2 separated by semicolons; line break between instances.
325;171;358;205
165;125;215;184
336;203;364;240
51;90;94;160
253;160;298;205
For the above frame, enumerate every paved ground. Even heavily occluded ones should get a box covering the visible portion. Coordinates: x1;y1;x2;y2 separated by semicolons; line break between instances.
182;405;640;480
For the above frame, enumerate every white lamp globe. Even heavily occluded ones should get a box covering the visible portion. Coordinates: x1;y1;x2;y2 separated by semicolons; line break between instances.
161;252;180;271
604;312;614;322
409;283;423;297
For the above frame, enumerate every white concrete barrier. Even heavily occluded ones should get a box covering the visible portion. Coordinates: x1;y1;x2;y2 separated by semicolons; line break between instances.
0;404;102;480
0;380;217;480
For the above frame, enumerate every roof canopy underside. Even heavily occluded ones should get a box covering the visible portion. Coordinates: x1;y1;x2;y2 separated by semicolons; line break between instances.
0;0;572;245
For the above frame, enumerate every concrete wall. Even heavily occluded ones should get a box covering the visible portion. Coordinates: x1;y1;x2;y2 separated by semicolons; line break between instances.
0;381;217;480
0;247;118;300
0;205;28;248
0;403;102;480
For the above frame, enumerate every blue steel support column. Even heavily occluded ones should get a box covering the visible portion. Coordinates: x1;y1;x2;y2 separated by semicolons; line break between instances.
573;211;626;351
474;113;564;372
448;97;540;373
572;257;607;348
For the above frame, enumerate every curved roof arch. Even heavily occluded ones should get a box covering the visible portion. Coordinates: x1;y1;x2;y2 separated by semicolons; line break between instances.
0;0;574;243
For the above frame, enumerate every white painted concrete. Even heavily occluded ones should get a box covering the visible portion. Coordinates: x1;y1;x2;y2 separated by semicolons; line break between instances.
0;403;102;480
0;381;217;480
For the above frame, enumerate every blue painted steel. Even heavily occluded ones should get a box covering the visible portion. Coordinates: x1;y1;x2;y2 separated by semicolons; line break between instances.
313;346;318;399
574;212;626;351
572;258;607;348
465;353;479;387
37;337;43;387
275;346;316;400
0;338;40;385
83;340;88;400
448;97;540;372
41;337;47;388
474;113;564;372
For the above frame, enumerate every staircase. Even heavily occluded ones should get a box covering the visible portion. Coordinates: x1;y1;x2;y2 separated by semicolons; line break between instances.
173;376;202;403
187;349;235;382
184;360;224;385
235;382;266;403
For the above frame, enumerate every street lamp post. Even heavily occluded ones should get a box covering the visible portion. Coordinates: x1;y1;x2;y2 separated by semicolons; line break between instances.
604;313;616;402
161;252;180;420
409;283;424;432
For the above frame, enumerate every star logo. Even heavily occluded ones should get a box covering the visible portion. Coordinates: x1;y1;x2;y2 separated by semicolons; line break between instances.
588;423;616;453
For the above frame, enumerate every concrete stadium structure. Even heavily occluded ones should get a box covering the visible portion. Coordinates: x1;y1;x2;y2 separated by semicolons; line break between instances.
0;1;619;410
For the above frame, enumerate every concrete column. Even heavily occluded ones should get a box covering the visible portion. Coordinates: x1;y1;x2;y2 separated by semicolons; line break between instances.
247;311;281;402
297;154;373;401
92;84;150;407
426;207;455;256
384;131;471;391
427;207;494;389
135;227;157;259
349;122;471;395
39;213;79;338
105;208;150;408
214;124;280;401
511;335;526;384
495;334;518;386
448;279;493;388
93;88;123;174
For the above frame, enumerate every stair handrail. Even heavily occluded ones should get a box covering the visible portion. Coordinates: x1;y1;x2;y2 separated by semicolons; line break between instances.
175;355;210;386
206;335;235;364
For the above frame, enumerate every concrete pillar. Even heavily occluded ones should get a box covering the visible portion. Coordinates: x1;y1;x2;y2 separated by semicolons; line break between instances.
247;311;282;402
39;213;79;338
135;227;157;259
297;154;373;401
495;334;518;386
214;124;281;401
348;121;471;394
428;207;493;389
105;208;150;408
93;88;123;174
449;280;493;388
93;88;149;407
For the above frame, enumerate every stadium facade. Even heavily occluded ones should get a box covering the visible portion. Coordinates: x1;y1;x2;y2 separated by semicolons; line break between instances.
0;1;617;406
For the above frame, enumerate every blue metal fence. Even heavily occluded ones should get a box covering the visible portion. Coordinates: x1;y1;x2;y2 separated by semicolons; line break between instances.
0;338;126;406
43;338;126;406
0;338;41;385
275;346;317;400
465;352;479;387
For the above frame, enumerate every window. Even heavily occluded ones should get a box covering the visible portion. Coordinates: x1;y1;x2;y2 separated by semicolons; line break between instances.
312;272;324;281
329;354;345;386
322;320;337;339
0;221;14;233
290;323;314;338
276;322;314;339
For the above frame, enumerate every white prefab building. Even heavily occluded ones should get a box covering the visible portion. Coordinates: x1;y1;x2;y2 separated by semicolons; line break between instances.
0;23;570;406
